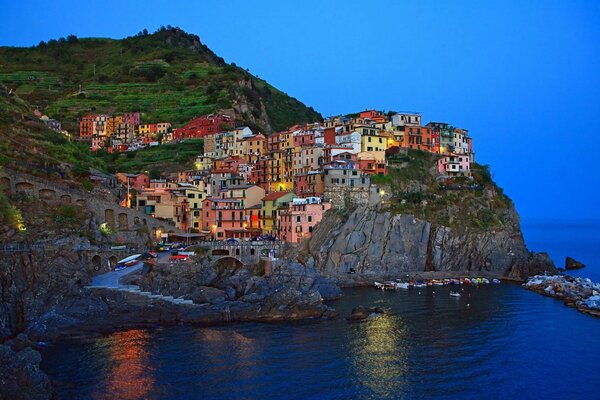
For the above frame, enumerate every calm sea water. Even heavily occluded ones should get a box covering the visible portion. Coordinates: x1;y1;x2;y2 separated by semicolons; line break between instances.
41;223;600;400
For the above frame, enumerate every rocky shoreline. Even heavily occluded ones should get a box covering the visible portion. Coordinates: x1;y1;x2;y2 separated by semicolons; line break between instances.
523;274;600;317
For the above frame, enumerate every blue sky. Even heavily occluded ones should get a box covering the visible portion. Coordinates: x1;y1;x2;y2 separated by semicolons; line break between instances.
1;0;599;223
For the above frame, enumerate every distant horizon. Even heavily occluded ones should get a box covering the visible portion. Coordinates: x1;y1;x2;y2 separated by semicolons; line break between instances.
1;0;598;223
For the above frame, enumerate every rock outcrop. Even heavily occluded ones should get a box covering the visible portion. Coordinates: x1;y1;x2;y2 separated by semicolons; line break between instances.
346;306;385;321
301;202;555;284
523;275;600;317
565;256;586;270
0;344;51;400
133;259;341;322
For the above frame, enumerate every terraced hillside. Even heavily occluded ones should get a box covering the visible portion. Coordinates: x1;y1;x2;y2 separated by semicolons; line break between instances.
0;27;322;134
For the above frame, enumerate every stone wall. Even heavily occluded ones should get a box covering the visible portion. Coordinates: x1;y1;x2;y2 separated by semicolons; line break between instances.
323;185;381;209
0;168;181;243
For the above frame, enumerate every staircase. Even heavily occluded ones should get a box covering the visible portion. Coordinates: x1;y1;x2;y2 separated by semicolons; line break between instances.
85;283;196;305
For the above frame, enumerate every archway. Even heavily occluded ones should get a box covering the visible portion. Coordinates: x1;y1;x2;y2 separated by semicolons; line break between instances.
104;209;115;229
91;255;102;271
60;194;72;204
118;213;128;230
15;182;34;197
39;188;56;202
109;256;118;266
0;177;11;196
213;256;244;269
75;199;86;207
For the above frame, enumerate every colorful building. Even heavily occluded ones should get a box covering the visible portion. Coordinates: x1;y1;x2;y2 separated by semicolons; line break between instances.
279;198;332;243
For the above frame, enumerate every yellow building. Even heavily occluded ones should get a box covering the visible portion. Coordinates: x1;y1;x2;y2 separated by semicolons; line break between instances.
195;155;214;171
138;124;152;136
360;133;388;153
245;133;267;159
261;191;295;235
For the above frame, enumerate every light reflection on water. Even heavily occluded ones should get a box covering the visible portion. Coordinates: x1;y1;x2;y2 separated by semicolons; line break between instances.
350;314;408;398
98;329;154;400
41;285;600;400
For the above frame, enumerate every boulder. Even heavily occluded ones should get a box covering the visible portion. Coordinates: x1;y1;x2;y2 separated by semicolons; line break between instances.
565;257;586;270
346;305;384;321
192;286;226;304
0;345;51;400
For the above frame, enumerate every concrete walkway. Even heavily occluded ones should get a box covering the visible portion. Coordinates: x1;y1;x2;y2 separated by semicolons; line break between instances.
87;255;194;305
90;262;144;288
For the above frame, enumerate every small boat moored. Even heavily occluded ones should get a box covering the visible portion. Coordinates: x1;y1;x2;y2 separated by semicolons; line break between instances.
450;291;461;298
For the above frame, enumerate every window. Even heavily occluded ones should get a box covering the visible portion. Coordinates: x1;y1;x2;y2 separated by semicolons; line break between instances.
308;216;312;222
296;216;301;223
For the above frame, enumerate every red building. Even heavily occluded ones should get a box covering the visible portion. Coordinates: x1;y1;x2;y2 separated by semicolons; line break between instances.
173;114;233;139
323;127;336;145
293;130;316;147
358;157;387;175
359;110;386;123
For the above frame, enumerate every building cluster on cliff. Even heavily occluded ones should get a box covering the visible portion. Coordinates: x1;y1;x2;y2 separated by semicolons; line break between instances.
99;109;475;243
78;111;175;152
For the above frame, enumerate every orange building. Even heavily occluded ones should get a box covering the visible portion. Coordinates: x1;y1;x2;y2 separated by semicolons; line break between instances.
79;114;96;138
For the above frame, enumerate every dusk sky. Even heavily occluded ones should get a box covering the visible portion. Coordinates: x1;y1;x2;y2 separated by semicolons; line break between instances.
1;0;598;223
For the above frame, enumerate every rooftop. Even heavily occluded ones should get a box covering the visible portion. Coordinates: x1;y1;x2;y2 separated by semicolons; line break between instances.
263;191;292;201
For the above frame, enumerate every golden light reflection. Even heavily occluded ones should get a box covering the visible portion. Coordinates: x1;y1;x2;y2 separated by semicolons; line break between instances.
103;329;154;400
349;314;409;397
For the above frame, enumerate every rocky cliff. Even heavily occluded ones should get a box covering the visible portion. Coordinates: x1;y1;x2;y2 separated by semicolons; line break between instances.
298;199;555;285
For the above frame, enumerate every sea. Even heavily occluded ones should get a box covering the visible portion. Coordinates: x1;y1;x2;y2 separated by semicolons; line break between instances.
41;222;600;400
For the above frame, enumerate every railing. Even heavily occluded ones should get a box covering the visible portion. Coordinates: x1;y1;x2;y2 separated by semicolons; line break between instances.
198;241;280;247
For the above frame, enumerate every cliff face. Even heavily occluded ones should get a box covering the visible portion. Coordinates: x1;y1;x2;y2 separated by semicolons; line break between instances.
302;202;555;285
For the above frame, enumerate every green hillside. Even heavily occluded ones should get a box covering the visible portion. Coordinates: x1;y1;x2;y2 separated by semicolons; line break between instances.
0;83;201;177
0;27;322;134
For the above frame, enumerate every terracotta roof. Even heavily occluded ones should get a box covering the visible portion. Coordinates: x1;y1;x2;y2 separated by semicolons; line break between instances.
263;191;292;201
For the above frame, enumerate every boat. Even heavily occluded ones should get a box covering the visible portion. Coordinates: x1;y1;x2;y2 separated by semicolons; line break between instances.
477;277;483;284
414;282;427;288
463;278;471;285
117;254;142;264
432;280;444;286
124;260;139;267
374;282;385;290
395;282;410;290
471;278;479;284
492;278;501;284
482;278;490;284
450;291;461;298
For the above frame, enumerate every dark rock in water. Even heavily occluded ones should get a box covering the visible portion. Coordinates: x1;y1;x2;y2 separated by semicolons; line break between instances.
0;344;51;400
565;257;585;270
346;306;384;321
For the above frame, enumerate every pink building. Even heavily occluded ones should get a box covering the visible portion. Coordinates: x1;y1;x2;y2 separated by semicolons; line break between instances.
437;154;471;177
123;112;141;127
279;198;331;243
116;173;150;191
202;198;256;240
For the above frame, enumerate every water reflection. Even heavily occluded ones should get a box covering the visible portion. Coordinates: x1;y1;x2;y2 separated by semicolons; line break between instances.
97;329;154;400
196;328;259;382
349;314;409;398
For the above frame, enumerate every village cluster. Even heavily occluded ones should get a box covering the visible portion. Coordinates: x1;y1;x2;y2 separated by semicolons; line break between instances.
80;110;475;242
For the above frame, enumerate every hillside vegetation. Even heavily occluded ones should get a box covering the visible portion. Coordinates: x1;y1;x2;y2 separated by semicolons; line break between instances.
372;149;513;230
0;27;322;134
